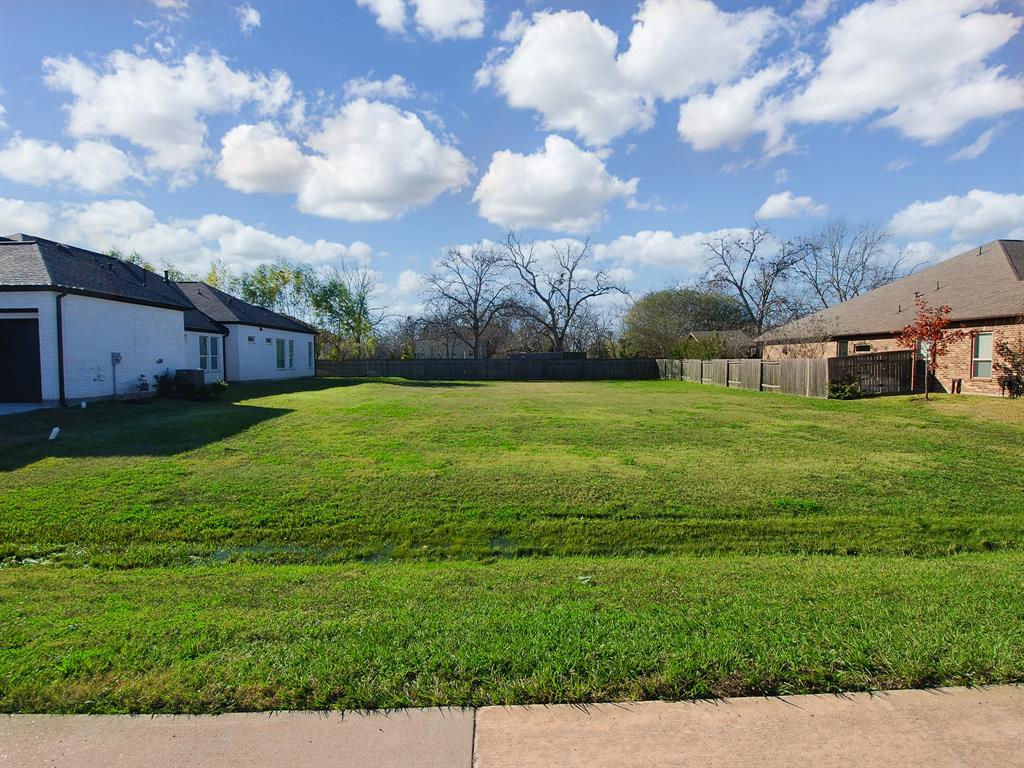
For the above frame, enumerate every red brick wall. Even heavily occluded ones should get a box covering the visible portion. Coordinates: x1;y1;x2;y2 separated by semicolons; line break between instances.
762;321;1024;397
934;322;1024;397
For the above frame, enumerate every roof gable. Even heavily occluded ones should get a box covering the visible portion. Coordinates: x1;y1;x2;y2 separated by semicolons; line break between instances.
759;240;1024;343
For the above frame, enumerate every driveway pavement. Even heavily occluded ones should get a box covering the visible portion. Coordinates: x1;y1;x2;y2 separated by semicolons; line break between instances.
0;403;52;416
1;686;1020;768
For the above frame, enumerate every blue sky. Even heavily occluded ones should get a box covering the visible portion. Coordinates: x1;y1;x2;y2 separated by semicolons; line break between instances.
1;0;1022;313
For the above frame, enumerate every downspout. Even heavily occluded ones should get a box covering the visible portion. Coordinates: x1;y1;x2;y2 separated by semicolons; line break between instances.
55;292;67;406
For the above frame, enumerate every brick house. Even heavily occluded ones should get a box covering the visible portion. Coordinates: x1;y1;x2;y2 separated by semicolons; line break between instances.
757;240;1024;397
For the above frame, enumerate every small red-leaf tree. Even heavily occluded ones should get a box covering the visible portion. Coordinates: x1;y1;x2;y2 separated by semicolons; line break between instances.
896;295;965;399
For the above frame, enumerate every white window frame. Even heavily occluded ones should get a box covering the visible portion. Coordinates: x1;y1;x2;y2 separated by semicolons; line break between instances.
308;340;314;368
288;339;295;369
972;332;993;379
247;335;256;344
198;335;219;371
275;339;286;369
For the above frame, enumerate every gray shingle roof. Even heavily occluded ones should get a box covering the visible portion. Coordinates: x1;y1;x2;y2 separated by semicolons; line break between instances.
0;233;227;333
1;233;189;308
176;281;317;335
758;240;1024;343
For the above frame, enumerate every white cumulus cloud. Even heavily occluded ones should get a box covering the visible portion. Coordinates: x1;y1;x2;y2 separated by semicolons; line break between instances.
358;0;484;40
677;60;802;154
618;0;777;101
593;228;749;270
477;10;653;147
0;198;55;234
787;0;1024;144
217;99;472;222
0;136;141;193
889;189;1024;242
473;135;638;233
42;50;293;185
477;2;775;147
494;0;1022;157
0;197;374;273
755;191;828;219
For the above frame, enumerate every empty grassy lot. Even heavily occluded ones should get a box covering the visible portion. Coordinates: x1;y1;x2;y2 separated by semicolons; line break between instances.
1;378;1022;712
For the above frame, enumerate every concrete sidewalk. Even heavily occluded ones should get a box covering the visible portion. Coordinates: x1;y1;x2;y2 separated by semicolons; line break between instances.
1;686;1021;768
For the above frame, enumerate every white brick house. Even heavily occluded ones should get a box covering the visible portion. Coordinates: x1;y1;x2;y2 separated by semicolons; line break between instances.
175;282;318;382
0;234;316;405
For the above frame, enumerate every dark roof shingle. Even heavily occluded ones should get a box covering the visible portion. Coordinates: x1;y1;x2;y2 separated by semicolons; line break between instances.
175;281;317;334
0;233;194;311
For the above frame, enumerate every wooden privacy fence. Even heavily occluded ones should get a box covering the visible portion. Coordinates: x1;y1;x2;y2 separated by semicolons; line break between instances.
657;357;829;398
316;357;660;381
827;350;922;395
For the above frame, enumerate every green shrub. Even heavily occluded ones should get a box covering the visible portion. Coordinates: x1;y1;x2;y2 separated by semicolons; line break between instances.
202;380;229;400
827;375;865;400
154;372;228;400
154;370;175;397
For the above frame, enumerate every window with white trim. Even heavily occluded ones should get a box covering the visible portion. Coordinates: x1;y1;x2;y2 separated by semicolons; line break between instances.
198;335;220;370
275;339;286;369
972;332;992;378
247;335;256;344
308;340;314;368
288;339;295;369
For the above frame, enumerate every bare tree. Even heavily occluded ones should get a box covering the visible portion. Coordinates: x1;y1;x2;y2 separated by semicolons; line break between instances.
419;301;473;358
566;304;621;357
795;219;907;312
421;246;514;358
502;232;626;352
703;225;807;335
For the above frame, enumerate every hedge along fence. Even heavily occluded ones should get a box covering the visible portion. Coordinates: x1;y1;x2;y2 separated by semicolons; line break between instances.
316;357;661;381
657;358;830;398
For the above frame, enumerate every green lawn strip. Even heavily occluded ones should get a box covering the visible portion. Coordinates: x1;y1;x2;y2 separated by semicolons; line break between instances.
2;553;1021;713
2;380;1023;566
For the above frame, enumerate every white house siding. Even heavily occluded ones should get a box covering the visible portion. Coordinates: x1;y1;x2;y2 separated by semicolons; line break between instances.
223;324;315;381
60;294;185;400
1;290;60;402
184;331;228;383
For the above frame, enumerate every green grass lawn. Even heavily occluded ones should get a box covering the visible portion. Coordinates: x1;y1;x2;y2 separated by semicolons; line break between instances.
1;378;1022;712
